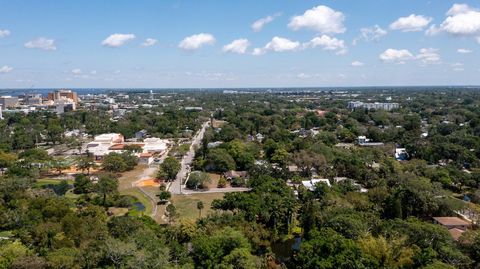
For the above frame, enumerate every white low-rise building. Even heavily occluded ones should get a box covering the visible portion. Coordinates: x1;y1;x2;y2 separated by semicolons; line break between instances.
94;133;125;144
302;178;331;191
86;133;168;161
86;133;125;160
143;138;168;153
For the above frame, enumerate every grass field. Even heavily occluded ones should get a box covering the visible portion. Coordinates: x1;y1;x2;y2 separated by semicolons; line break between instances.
119;188;153;217
170;193;224;221
35;178;73;187
117;165;156;216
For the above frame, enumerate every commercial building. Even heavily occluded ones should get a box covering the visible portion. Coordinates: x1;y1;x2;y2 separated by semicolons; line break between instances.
55;101;76;114
21;93;43;105
348;101;399;111
0;96;19;109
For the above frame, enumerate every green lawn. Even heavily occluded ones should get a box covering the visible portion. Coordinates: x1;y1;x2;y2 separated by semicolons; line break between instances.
35;178;73;187
64;189;81;200
170;193;224;221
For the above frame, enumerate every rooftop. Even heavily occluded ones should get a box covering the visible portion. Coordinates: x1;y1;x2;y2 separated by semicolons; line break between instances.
433;217;471;226
448;228;465;241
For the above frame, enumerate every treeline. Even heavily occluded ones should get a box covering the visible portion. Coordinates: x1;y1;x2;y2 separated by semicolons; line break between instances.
0;107;202;152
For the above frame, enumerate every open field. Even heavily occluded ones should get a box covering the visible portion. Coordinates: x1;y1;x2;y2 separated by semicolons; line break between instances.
118;165;149;190
169;192;224;222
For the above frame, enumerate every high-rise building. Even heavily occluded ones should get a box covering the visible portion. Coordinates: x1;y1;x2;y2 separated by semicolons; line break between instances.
23;93;43;105
48;89;79;103
0;96;19;109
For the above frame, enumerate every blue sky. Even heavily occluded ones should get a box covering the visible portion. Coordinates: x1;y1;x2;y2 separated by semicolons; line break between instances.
0;0;479;88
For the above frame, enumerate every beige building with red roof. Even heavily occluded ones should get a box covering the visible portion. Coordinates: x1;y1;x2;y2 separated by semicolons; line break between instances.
433;217;472;241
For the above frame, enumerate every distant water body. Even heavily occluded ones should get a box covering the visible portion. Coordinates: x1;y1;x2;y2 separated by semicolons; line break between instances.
0;86;479;97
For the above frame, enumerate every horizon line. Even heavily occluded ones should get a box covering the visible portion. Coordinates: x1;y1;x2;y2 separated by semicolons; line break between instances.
1;85;480;91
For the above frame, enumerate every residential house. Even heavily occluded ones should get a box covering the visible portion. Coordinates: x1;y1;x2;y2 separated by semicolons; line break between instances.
224;170;248;180
135;129;148;139
395;148;408;161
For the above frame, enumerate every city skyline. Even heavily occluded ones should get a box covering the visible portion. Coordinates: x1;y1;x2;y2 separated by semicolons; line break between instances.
1;0;480;88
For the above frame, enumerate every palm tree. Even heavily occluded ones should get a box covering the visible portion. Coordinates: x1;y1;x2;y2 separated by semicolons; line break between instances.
197;201;204;218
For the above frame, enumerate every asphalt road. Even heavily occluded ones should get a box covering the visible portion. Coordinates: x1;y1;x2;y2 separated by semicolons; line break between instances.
169;121;210;194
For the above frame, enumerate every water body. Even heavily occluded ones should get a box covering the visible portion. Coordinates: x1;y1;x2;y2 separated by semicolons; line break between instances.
132;201;145;212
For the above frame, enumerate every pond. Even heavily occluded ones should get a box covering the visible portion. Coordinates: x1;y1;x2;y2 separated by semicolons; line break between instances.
271;236;302;263
132;202;145;211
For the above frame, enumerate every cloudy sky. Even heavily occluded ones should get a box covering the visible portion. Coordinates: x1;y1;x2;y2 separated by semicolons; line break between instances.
0;0;479;88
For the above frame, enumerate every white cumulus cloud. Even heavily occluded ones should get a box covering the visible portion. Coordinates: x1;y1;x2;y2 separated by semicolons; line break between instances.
24;37;56;50
251;13;281;32
0;29;10;38
390;14;432;32
457;48;472;53
178;33;216;50
447;3;475;16
223;39;250;54
304;35;347;55
252;48;265;56
441;4;480;35
416;48;441;65
426;4;480;38
452;63;464;71
265;37;300;51
253;36;300;55
351;61;364;67
425;24;442;36
297;73;313;79
102;34;136;47
451;63;465;72
380;48;441;65
141;38;157;47
288;5;345;33
71;68;82;75
379;48;414;63
353;25;387;44
0;65;13;73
